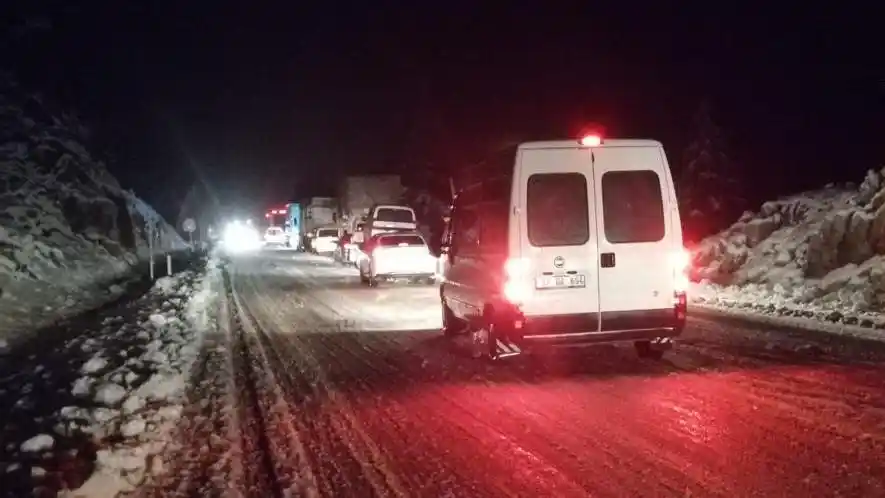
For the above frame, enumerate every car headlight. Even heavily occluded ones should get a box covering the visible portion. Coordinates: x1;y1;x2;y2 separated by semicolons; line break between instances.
223;224;261;253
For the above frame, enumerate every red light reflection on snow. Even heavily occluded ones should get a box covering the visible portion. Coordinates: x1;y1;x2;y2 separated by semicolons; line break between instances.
334;362;885;496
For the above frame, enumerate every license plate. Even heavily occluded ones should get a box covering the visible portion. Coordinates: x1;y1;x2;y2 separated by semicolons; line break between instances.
535;274;586;289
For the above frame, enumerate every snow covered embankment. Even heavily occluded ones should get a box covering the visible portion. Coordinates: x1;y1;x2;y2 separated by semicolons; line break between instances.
0;79;186;342
691;168;885;338
56;256;222;497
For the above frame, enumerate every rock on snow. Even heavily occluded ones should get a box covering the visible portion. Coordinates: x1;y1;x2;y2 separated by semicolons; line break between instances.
21;433;54;453
94;383;127;406
0;77;187;341
691;167;885;332
59;256;221;498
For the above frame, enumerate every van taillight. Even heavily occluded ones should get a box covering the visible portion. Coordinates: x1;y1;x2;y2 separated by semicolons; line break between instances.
503;258;531;303
504;257;530;277
670;248;691;293
674;291;687;322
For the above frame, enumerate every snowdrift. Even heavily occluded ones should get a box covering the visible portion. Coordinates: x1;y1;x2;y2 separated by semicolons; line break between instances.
691;167;885;329
0;79;186;339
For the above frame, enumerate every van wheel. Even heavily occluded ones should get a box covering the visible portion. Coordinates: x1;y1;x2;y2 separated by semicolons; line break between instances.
634;340;666;360
367;275;379;288
471;325;493;360
442;301;466;337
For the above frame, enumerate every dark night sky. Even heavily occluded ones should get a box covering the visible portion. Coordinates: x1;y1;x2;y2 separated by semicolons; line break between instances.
2;1;883;219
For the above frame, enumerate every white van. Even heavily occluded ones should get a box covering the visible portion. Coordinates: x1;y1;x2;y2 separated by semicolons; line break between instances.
362;204;417;240
439;136;689;360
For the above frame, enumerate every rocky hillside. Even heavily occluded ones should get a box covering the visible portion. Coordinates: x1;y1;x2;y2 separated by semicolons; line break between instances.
691;167;885;327
0;79;185;339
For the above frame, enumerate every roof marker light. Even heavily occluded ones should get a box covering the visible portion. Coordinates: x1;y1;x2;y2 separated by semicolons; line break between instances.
579;134;603;147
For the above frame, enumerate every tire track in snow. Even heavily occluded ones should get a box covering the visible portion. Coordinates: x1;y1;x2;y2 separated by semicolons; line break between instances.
136;273;247;498
228;272;321;498
275;258;885;497
245;265;594;497
211;254;885;497
226;272;285;498
235;268;410;498
239;278;494;497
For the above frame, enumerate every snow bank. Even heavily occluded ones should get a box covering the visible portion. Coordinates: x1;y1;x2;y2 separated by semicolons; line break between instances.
691;167;885;334
0;78;186;339
61;255;222;497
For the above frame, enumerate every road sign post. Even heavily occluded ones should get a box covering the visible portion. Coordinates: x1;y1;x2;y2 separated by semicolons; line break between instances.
182;218;196;250
146;220;155;280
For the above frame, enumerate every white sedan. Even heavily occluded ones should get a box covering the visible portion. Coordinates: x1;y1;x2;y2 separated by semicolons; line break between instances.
263;226;287;246
311;227;340;255
359;232;437;287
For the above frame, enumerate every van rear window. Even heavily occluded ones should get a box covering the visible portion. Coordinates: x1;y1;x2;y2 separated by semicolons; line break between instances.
526;173;590;247
378;234;425;247
601;170;666;243
376;208;415;223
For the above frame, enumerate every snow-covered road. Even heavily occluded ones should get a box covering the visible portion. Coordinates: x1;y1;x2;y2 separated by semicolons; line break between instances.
135;250;885;497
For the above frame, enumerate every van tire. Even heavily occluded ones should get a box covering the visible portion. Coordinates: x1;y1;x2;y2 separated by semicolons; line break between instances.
472;307;503;362
442;301;466;337
634;340;665;360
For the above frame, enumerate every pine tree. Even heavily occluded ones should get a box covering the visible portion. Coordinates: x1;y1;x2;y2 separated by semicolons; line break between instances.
677;100;743;241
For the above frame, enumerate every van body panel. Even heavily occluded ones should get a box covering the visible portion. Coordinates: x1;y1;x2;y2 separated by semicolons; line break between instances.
514;147;601;322
440;138;685;349
591;145;677;314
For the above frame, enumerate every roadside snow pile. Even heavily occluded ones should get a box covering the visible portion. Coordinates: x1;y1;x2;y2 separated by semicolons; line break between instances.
0;78;186;340
691;167;885;331
64;256;221;496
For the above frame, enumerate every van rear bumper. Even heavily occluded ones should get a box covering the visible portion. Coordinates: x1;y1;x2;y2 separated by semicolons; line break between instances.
376;272;435;280
507;308;684;347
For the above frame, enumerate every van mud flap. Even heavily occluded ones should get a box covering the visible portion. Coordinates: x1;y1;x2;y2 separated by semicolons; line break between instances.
472;327;523;360
494;337;522;359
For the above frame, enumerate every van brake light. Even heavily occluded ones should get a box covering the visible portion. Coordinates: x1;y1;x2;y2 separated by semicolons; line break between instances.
504;257;530;277
671;248;691;293
503;258;532;303
669;249;691;273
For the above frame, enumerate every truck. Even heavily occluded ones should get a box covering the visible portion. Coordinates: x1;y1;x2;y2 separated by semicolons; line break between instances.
302;197;338;235
336;175;406;238
284;202;302;249
336;175;407;262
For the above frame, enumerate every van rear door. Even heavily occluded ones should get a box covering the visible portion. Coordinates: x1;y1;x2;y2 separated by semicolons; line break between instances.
591;145;675;323
516;147;600;323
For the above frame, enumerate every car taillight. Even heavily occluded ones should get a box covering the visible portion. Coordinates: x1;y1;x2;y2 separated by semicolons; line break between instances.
503;257;531;303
